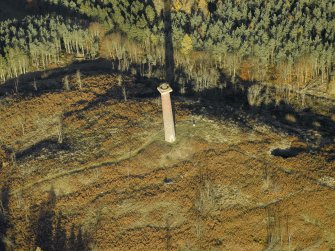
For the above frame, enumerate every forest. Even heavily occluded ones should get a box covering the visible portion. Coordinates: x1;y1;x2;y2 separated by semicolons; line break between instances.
0;0;335;96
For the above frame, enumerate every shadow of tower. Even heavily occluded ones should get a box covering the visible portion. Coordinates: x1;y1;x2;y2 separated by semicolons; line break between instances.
163;0;175;89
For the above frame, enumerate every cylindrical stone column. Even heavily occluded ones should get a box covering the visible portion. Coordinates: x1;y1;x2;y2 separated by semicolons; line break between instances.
157;83;176;143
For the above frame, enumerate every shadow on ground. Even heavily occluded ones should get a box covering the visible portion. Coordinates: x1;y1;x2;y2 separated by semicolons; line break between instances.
30;188;91;251
0;186;10;251
16;139;71;161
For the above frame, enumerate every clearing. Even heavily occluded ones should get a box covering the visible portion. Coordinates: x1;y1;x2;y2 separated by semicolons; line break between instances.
0;69;334;250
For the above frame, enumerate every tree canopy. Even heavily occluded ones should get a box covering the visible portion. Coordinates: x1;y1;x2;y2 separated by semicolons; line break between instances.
0;0;334;93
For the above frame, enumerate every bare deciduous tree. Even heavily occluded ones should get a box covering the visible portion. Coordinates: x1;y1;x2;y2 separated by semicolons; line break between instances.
63;75;70;91
76;69;82;90
57;113;64;144
33;78;38;91
248;84;265;107
118;75;127;101
14;78;19;94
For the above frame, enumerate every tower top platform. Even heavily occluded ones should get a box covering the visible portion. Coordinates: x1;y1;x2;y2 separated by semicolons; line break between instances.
157;83;173;94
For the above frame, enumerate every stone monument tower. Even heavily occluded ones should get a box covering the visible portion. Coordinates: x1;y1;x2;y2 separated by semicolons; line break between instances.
157;83;176;143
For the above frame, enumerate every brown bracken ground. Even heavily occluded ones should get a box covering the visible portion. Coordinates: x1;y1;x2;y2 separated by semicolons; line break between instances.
0;71;334;251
